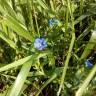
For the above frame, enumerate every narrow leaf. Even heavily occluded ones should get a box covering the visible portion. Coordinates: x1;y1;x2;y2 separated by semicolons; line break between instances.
0;55;32;72
0;29;16;49
8;59;32;96
4;15;33;41
79;30;96;63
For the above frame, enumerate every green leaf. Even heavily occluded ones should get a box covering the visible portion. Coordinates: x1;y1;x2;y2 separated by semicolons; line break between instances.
4;15;33;41
0;0;16;17
0;55;32;72
8;59;32;96
79;30;96;63
74;14;90;25
0;52;49;72
36;0;48;10
1;74;31;84
0;29;16;49
7;52;49;96
77;22;95;41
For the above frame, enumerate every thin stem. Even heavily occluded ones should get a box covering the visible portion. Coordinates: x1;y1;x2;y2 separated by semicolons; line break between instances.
57;0;75;95
57;33;75;96
36;73;57;96
65;7;68;33
27;0;35;35
80;0;84;28
33;7;40;37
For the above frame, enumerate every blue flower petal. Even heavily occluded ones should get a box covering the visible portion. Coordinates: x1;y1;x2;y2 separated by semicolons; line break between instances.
84;60;93;68
48;18;59;26
35;38;41;43
34;38;47;51
34;42;41;48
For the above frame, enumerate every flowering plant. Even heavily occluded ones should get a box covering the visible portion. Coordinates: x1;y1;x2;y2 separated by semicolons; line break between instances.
34;38;47;50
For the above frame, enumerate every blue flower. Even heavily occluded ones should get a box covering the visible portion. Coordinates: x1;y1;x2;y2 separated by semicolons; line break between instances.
34;38;47;50
84;60;93;68
48;18;59;26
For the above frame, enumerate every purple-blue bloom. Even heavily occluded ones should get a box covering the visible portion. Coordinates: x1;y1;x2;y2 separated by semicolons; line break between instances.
34;38;47;50
84;60;93;68
48;18;59;26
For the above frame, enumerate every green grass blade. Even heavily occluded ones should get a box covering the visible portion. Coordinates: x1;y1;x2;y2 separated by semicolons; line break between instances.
36;73;57;96
36;0;48;10
27;0;35;34
0;52;48;72
7;52;49;96
8;59;32;96
0;0;16;17
76;64;96;96
4;15;33;41
77;22;95;41
74;14;90;25
0;55;32;72
1;74;31;84
58;1;76;95
0;29;16;49
79;30;96;63
50;0;55;12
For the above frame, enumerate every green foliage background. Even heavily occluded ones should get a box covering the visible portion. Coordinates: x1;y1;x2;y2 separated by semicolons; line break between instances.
0;0;96;96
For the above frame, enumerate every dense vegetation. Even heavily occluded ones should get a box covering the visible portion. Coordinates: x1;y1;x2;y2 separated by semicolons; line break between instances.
0;0;96;96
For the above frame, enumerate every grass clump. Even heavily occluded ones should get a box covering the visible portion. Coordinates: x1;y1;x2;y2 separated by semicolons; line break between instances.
0;0;96;96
